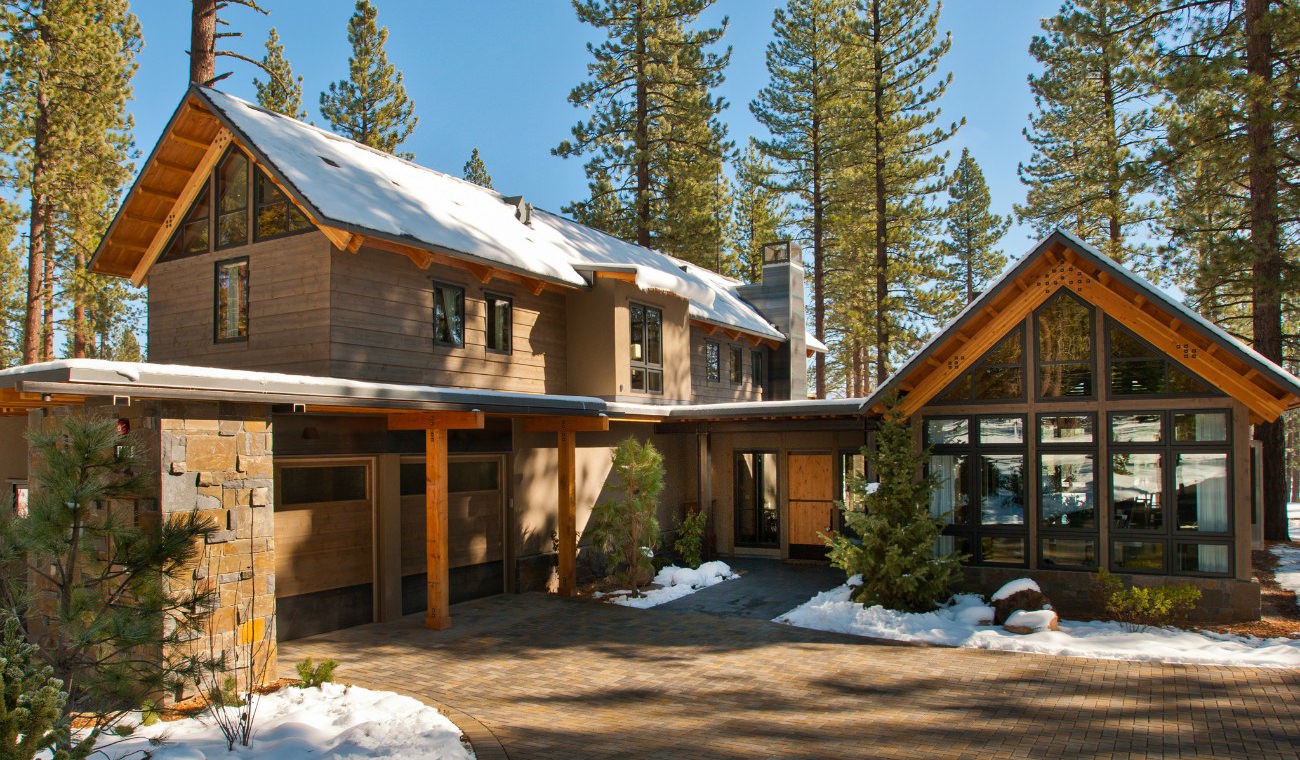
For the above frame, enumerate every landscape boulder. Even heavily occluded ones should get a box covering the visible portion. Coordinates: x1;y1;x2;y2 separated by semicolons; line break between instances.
990;578;1054;626
1003;609;1060;634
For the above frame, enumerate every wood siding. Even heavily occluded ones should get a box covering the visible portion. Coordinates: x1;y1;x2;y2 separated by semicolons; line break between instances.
690;326;764;404
147;231;332;375
328;247;568;392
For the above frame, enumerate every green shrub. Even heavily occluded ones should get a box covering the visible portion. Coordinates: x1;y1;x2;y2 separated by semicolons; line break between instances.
1096;569;1202;631
586;438;663;592
0;611;94;760
296;657;339;688
208;674;245;708
673;509;707;568
139;700;161;727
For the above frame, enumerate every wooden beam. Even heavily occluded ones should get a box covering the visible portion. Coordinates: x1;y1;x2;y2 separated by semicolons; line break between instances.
425;427;451;630
556;429;577;597
722;328;742;342
171;132;211;150
346;233;364;254
593;270;638;283
136;185;180;203
316;224;353;251
130;128;233;286
154;158;192;174
522;415;610;433
531;281;547;296
467;262;494;284
387;411;485;431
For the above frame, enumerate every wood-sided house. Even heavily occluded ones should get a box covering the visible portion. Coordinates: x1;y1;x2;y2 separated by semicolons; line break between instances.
2;86;1298;666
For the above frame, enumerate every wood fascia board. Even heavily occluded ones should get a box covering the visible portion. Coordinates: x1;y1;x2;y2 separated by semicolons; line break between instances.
521;415;611;433
592;270;638;282
387;411;486;431
129;127;233;286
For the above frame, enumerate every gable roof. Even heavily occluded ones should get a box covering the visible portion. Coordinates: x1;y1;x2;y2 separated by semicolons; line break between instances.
91;86;790;343
865;229;1300;423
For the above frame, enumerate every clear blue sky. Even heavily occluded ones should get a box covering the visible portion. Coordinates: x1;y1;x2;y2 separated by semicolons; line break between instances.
128;0;1058;255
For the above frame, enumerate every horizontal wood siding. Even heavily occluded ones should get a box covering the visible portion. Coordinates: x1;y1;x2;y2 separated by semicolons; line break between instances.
147;231;331;374
329;247;568;391
690;326;764;404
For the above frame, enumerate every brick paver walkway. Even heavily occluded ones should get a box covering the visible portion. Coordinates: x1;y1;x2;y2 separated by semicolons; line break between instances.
279;594;1300;759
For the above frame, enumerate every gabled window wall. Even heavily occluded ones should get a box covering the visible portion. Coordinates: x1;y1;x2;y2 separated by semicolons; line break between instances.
922;289;1232;578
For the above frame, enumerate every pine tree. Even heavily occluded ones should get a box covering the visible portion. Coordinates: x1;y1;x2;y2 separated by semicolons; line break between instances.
0;201;21;367
751;0;852;396
585;437;664;592
555;0;732;270
834;0;961;389
825;404;962;611
728;142;791;283
319;0;418;157
940;148;1009;312
1015;0;1162;273
254;27;306;119
462;147;493;189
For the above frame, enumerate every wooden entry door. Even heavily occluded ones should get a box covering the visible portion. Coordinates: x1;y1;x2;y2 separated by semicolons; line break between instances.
788;452;835;560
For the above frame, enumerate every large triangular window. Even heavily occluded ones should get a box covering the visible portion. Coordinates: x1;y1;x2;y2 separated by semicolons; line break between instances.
1108;320;1216;396
935;326;1025;403
1036;291;1094;399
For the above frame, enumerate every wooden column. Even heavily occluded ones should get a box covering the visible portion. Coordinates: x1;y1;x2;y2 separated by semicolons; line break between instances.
389;411;484;630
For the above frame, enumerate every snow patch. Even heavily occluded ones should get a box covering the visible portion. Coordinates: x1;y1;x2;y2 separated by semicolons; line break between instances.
1004;609;1057;632
1270;543;1300;607
607;561;738;609
991;578;1041;602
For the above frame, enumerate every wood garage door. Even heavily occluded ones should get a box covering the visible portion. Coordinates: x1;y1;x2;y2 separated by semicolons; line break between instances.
399;454;505;613
274;459;375;640
788;452;835;561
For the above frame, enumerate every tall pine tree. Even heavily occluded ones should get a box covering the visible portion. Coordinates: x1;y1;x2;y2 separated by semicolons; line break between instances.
555;0;732;270
728;141;791;283
750;0;854;397
254;27;306;119
462;147;493;189
320;0;418;157
940;148;1008;312
1015;0;1162;273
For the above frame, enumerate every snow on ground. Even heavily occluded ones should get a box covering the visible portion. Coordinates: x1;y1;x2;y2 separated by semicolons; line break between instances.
775;580;1300;668
1290;502;1300;534
991;578;1040;601
598;561;738;609
92;683;472;760
1272;542;1300;606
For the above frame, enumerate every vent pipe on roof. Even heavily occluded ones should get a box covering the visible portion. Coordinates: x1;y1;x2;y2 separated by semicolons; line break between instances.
502;195;532;226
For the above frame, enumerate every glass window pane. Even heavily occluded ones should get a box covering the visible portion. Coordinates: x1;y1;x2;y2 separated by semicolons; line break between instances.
1038;294;1092;362
215;259;248;341
1177;543;1229;574
981;536;1025;564
980;454;1024;525
1113;540;1164;572
630;304;644;362
984;328;1023;364
1040;362;1092;397
1112;413;1162;443
433;283;464;346
280;465;367;505
925;418;968;446
448;460;499;492
1173;412;1228;442
706;342;720;382
1111;360;1166;395
630;367;646;392
1112;453;1162;530
938;373;973;403
172;186;211;257
1040;537;1096;569
751;350;763;387
928;454;969;525
974;367;1023;399
1110;327;1152;359
1040;453;1095;528
1175;452;1229;531
487;295;511;352
729;345;743;384
1168;365;1212;394
736;452;778;546
645;307;663;365
647;369;663;394
979;416;1023;445
216;152;249;248
1039;415;1093;443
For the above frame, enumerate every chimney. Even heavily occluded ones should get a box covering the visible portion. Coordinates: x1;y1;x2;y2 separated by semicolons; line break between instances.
737;241;806;400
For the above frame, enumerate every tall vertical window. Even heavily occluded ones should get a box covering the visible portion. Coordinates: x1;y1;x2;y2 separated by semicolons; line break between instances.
705;341;720;383
1038;414;1098;569
729;345;743;384
1110;410;1231;575
735;451;779;547
214;258;249;342
1036;292;1094;398
926;415;1028;566
751;349;764;388
215;151;249;249
630;302;663;393
433;282;465;347
485;293;512;353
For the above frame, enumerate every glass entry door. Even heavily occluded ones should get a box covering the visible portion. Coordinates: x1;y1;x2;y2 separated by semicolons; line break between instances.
735;451;779;548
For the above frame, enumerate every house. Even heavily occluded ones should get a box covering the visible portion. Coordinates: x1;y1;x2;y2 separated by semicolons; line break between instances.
2;86;1298;668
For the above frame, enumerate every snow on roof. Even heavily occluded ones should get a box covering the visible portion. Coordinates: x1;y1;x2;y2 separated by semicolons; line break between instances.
196;87;787;343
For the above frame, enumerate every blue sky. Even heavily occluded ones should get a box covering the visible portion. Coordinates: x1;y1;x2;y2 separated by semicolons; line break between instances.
128;0;1058;255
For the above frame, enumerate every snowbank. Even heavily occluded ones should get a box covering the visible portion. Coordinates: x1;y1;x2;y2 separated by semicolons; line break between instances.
991;578;1041;602
1272;543;1300;606
93;683;471;759
602;561;738;609
775;582;1300;668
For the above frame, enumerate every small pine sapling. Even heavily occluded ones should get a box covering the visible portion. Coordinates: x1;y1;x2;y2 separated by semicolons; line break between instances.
0;611;94;760
295;657;339;688
674;508;707;569
585;438;664;593
825;404;964;612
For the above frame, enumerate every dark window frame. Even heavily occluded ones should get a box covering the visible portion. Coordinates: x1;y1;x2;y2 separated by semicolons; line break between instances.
1105;318;1223;400
629;302;664;395
705;341;721;383
432;280;467;348
484;292;513;355
729;344;744;385
734;449;780;548
253;167;313;243
931;325;1027;405
213;256;249;344
1034;290;1097;402
1036;412;1100;570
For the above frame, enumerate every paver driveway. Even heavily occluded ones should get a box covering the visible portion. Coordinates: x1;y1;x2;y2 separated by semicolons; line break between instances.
278;593;1300;759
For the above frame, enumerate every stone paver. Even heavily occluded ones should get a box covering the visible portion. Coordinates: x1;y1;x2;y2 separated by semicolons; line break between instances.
279;594;1300;759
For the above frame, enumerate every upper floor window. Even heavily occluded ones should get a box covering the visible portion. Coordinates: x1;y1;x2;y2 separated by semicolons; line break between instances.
433;281;465;347
729;345;743;384
214;257;249;342
485;293;512;354
630;302;663;394
935;326;1024;403
751;349;764;388
1036;291;1094;399
705;341;720;383
165;147;313;260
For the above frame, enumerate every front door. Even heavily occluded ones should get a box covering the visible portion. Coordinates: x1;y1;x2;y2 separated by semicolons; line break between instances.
788;452;835;560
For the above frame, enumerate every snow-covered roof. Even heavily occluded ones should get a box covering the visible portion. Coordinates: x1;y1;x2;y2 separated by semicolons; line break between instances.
195;88;787;343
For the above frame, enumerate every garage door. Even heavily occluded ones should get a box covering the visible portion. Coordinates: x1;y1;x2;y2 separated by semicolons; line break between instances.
274;459;374;640
400;455;506;613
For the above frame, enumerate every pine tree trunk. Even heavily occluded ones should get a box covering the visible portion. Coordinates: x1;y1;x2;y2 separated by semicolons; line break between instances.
73;251;87;358
871;1;889;388
1099;26;1123;260
1244;0;1289;541
21;55;51;365
42;235;54;361
633;0;651;249
812;108;826;399
190;0;216;85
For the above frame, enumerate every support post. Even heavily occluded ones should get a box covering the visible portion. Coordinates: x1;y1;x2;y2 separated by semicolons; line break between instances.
557;430;576;597
425;427;450;630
